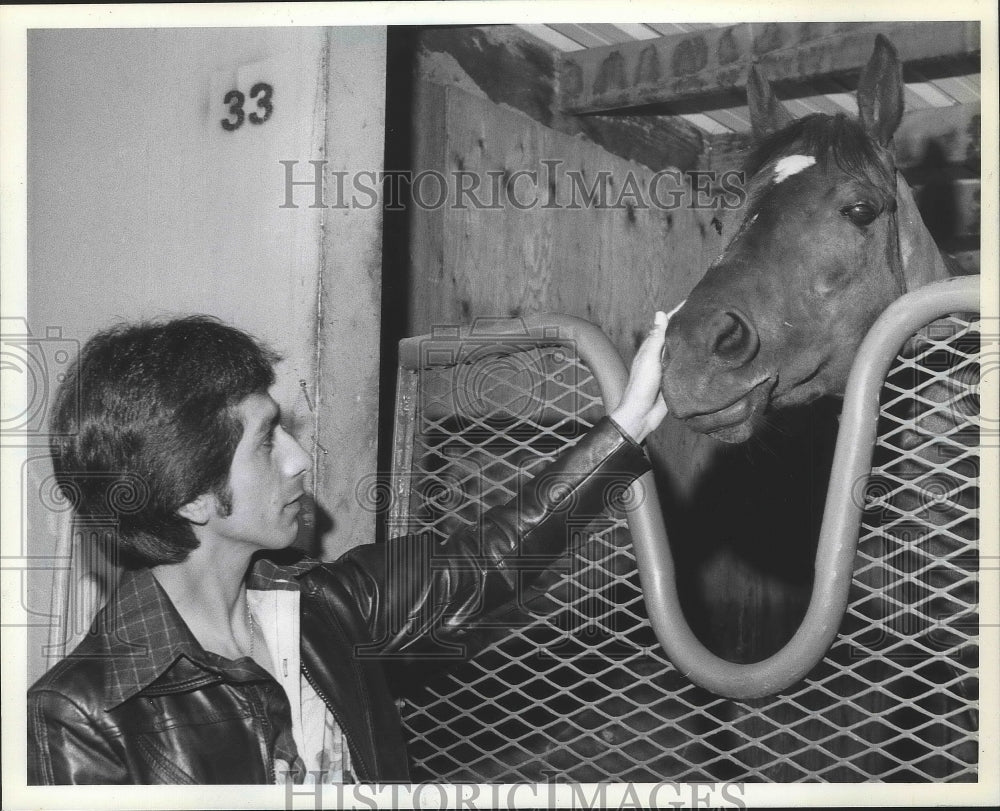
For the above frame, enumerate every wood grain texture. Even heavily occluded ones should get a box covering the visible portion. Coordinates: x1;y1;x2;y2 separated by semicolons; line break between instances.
560;21;980;114
418;27;708;172
409;79;726;521
410;84;712;347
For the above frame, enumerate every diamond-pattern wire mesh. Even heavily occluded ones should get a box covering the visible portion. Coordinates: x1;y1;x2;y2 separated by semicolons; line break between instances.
395;319;979;782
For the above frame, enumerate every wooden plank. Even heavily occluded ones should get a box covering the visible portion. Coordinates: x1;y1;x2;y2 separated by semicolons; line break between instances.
792;92;854;117
702;107;748;132
645;23;689;36
682;112;732;135
560;21;980;114
407;80;449;366
932;73;981;104
419;26;560;128
547;23;614;49
573;114;706;172
417;25;708;172
316;28;387;559
584;23;641;45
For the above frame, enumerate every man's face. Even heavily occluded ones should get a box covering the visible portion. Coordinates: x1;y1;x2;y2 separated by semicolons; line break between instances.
205;391;311;551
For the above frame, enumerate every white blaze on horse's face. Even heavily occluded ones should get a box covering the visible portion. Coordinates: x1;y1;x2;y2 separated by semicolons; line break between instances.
772;155;817;184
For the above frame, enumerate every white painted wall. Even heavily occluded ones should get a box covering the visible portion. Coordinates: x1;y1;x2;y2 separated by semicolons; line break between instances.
28;27;328;424
23;27;385;681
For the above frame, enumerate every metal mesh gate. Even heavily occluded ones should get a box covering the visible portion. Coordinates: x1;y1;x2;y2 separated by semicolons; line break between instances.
391;307;980;782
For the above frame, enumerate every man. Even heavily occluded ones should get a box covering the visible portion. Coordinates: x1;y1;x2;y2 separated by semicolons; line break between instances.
28;313;669;784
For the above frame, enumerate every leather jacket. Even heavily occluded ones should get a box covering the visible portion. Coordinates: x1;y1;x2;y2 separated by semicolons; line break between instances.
28;417;648;784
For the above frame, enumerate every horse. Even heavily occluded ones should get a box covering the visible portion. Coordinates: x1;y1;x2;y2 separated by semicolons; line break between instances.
657;34;979;779
660;34;966;444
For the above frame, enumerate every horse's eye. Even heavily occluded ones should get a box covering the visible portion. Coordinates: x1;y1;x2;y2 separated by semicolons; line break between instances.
841;202;878;226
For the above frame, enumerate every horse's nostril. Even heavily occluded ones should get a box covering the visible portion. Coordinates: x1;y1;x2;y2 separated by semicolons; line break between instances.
711;310;760;366
714;313;744;355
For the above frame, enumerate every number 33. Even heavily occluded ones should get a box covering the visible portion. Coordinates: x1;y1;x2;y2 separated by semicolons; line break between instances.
221;82;274;131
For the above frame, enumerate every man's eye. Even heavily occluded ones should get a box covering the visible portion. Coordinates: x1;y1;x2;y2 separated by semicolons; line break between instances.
841;202;879;226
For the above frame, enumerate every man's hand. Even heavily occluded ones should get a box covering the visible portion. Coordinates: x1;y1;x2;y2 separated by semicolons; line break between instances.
609;310;672;443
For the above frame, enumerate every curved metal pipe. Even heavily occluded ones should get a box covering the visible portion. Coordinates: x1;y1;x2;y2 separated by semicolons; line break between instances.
629;276;980;698
398;277;978;698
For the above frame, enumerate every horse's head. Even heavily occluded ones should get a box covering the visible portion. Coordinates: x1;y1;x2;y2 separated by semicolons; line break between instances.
661;35;948;443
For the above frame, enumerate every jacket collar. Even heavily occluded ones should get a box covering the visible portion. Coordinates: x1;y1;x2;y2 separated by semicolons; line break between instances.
97;554;322;710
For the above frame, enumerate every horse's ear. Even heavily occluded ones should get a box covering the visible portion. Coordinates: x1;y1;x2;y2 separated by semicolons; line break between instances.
747;63;794;139
857;34;904;146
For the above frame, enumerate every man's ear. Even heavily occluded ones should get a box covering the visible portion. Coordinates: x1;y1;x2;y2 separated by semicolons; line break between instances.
177;493;215;525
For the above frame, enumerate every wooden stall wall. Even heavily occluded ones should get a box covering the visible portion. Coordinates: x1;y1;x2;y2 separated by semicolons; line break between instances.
409;84;710;363
407;75;728;505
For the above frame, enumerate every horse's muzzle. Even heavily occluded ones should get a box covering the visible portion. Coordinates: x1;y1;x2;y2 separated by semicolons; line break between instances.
674;376;775;442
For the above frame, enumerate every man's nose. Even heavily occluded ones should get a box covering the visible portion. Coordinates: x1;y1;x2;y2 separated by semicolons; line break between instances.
278;426;311;477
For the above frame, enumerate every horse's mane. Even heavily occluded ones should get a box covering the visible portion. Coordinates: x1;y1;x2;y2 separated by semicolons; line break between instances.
744;113;895;191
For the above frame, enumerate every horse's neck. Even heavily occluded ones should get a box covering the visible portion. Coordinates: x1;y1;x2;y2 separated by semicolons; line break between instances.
894;172;953;290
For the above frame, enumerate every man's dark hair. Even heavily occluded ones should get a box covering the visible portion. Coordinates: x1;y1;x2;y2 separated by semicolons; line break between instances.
49;316;279;568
